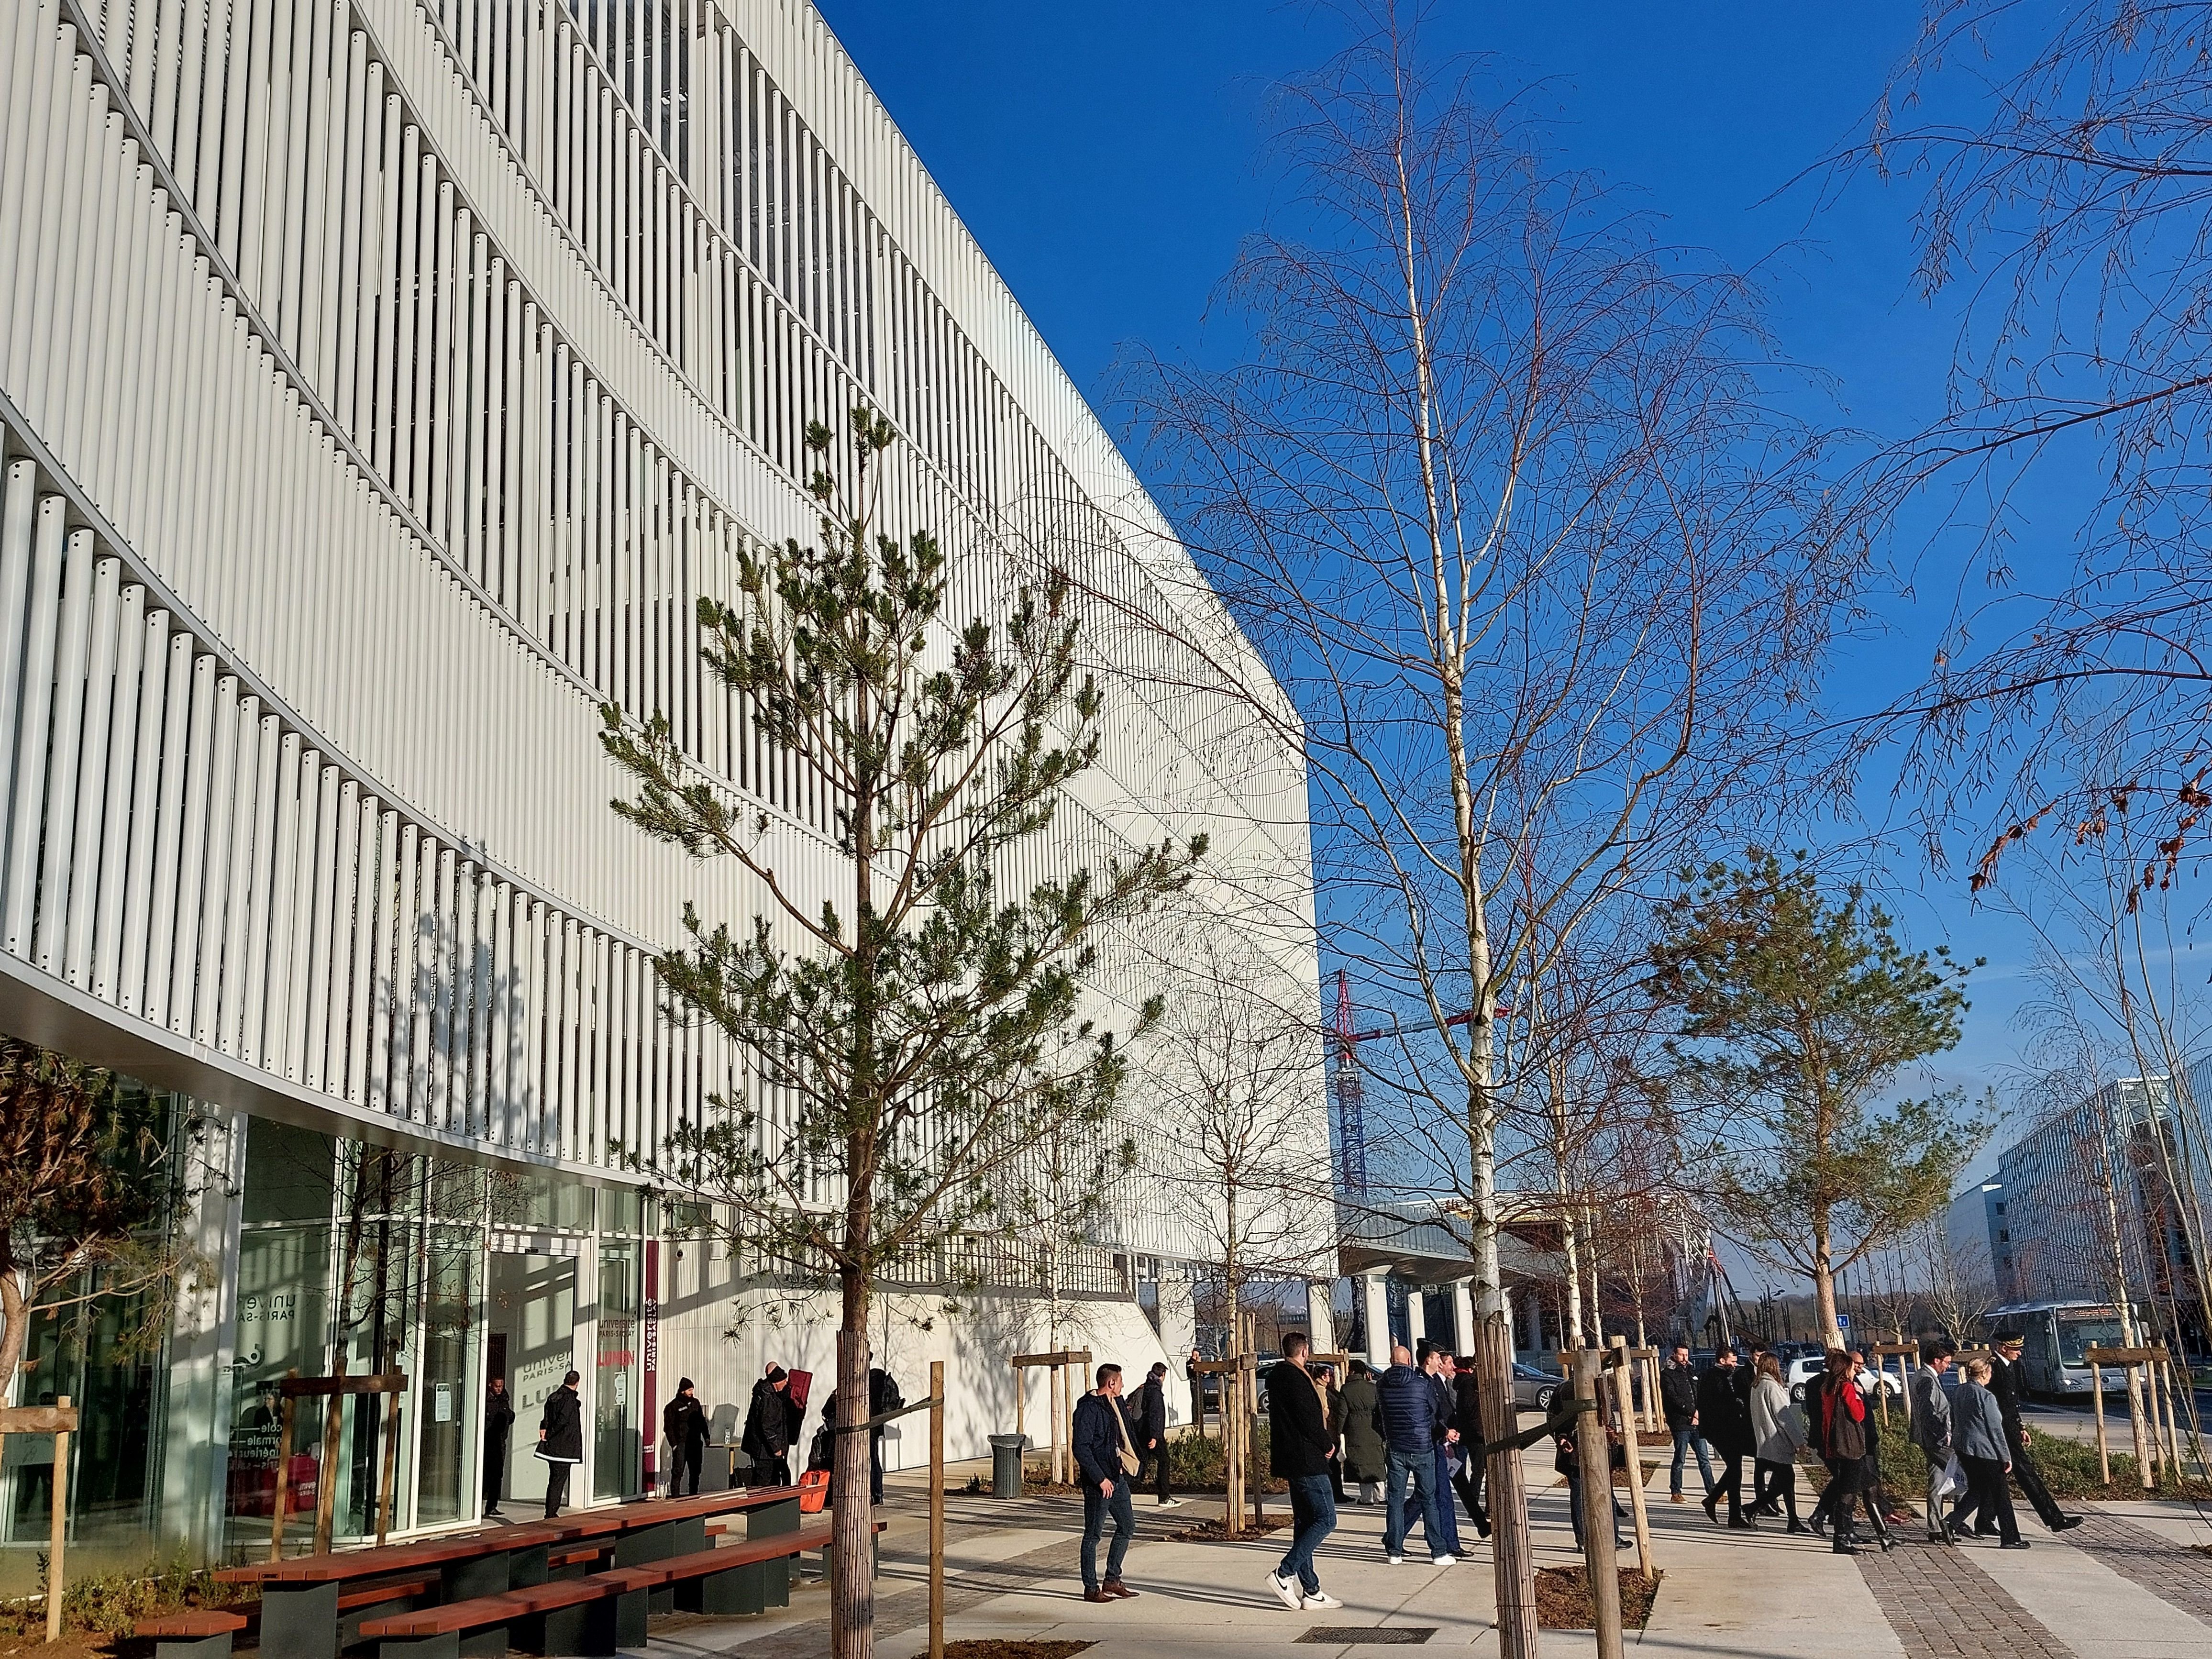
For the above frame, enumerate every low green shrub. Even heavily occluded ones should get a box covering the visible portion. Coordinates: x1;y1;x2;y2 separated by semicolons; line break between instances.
2024;1424;2212;1500
54;1557;248;1638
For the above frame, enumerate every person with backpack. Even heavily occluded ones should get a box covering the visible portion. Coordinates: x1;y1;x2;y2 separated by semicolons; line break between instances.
1128;1361;1177;1507
865;1365;903;1504
662;1377;709;1497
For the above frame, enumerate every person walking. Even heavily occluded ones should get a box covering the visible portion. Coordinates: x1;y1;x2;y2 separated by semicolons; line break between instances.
1073;1363;1141;1603
1696;1346;1755;1528
1810;1349;1887;1555
1374;1343;1456;1566
1422;1349;1464;1558
663;1377;708;1497
1949;1356;2028;1548
1264;1333;1345;1611
1187;1347;1206;1434
535;1370;584;1519
1319;1363;1347;1505
1449;1352;1492;1538
1908;1339;1957;1542
1748;1352;1807;1532
740;1365;797;1486
1129;1361;1179;1507
1339;1358;1387;1504
482;1377;515;1517
1554;1410;1631;1551
1660;1342;1714;1504
1988;1333;2083;1532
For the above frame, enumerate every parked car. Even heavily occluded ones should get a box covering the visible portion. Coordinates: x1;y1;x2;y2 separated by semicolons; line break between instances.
1785;1351;1903;1405
1512;1362;1562;1413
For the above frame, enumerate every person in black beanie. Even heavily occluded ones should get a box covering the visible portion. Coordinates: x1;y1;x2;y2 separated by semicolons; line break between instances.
663;1377;708;1497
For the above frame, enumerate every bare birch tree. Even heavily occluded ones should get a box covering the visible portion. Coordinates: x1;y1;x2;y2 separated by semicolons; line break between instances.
1119;7;1845;1642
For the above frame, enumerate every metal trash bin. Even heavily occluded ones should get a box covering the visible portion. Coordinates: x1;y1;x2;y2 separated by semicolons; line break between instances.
988;1433;1030;1498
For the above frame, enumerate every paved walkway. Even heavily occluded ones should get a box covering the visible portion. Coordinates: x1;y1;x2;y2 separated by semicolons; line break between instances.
641;1454;2212;1658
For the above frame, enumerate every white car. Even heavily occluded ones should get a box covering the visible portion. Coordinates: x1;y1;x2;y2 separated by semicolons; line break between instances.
1784;1353;1902;1405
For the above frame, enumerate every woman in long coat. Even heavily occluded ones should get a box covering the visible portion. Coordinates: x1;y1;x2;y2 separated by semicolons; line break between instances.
1338;1359;1388;1504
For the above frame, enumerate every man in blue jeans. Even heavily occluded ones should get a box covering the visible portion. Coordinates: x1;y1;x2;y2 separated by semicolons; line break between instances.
1659;1342;1713;1503
1071;1364;1139;1603
1375;1343;1457;1566
1263;1332;1344;1610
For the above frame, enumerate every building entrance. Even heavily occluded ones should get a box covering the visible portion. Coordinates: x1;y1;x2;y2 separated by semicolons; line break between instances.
487;1251;577;1511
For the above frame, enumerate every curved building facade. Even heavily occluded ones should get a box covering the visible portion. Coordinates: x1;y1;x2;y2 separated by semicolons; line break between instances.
0;0;1320;1574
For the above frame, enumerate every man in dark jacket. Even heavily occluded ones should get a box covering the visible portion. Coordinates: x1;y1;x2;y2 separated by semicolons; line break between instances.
1989;1334;2082;1532
536;1369;584;1518
865;1366;903;1504
1449;1355;1490;1537
483;1377;515;1516
740;1365;796;1486
1072;1364;1138;1603
1374;1344;1456;1565
1660;1343;1713;1504
663;1377;708;1497
1263;1333;1343;1611
1423;1351;1464;1557
1695;1347;1754;1528
1128;1362;1177;1507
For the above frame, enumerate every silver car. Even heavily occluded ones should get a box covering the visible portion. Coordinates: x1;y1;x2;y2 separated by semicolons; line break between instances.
1512;1362;1562;1413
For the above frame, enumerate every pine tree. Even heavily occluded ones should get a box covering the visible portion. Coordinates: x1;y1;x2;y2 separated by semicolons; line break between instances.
601;408;1204;1658
1646;850;1991;1343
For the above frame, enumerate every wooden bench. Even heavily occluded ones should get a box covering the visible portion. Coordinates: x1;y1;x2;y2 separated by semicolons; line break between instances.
360;1527;830;1659
335;1575;440;1649
136;1609;247;1659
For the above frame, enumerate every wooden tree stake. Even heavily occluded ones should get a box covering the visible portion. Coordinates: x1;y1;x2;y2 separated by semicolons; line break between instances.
2091;1361;2111;1485
1569;1352;1624;1659
46;1395;71;1643
929;1360;945;1659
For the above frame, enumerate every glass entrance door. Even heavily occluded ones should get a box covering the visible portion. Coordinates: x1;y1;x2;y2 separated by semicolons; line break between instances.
487;1252;576;1511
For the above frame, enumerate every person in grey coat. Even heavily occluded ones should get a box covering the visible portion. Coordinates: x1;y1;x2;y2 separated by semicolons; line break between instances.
1946;1358;2025;1548
1908;1339;1956;1542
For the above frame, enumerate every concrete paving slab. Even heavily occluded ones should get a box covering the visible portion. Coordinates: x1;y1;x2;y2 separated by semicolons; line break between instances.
1963;1528;2209;1654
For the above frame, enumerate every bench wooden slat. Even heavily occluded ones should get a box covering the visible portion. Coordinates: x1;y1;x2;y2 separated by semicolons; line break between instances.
135;1612;247;1638
335;1574;439;1613
359;1526;832;1639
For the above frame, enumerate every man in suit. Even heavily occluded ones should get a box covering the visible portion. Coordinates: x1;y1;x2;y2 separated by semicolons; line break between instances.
1988;1333;2082;1532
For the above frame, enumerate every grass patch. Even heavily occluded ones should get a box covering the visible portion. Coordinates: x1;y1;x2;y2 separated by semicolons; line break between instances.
2022;1425;2212;1499
1534;1565;1662;1630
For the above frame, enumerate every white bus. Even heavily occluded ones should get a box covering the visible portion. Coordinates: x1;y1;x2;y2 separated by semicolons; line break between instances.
1986;1301;2134;1397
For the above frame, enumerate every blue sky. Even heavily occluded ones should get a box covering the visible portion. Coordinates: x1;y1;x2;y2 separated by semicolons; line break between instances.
814;1;2110;1169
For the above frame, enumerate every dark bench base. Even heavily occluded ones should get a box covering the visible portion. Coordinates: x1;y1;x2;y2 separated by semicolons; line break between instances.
152;1635;235;1659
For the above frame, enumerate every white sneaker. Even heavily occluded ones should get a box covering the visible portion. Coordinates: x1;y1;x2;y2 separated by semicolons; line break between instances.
1303;1590;1343;1609
1429;1554;1458;1567
1385;1553;1405;1565
1157;1496;1183;1507
1265;1571;1303;1610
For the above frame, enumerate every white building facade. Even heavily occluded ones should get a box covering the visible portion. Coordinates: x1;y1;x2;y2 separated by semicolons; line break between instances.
0;0;1322;1580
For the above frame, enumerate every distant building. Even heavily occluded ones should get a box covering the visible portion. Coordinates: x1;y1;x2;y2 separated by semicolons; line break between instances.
1973;1078;2206;1354
1946;1180;2009;1301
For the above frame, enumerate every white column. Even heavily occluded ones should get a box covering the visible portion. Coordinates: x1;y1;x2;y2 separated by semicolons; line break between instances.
1405;1285;1427;1347
1525;1291;1545;1356
1361;1273;1392;1367
1305;1282;1337;1356
1450;1278;1476;1356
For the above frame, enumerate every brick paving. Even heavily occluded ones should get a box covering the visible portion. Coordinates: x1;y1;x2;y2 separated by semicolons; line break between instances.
1854;1538;2075;1658
2065;1511;2212;1626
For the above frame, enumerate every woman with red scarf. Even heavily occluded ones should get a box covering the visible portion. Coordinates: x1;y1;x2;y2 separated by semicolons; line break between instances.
1811;1349;1890;1555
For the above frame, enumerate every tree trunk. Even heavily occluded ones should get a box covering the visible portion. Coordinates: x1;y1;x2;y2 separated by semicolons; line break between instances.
832;1308;874;1659
0;1262;27;1397
1470;1119;1537;1659
1811;1225;1839;1346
